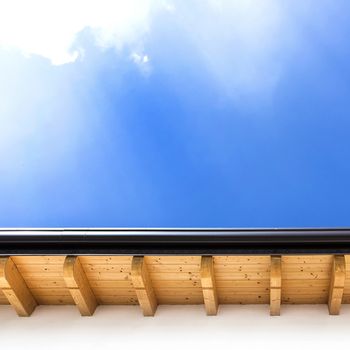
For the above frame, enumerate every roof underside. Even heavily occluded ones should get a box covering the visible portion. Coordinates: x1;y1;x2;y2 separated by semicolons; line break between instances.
0;254;349;316
1;228;349;316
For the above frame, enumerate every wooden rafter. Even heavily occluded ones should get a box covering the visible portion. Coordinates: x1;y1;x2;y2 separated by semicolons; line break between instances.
270;255;282;316
0;256;37;316
131;256;157;316
63;256;97;316
200;256;218;315
1;253;350;315
328;255;346;315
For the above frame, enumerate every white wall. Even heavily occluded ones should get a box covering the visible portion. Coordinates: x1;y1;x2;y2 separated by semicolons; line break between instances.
1;304;350;349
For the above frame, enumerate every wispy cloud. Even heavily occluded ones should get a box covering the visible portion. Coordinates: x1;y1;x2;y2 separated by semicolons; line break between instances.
0;0;170;65
130;52;151;75
174;0;297;102
0;0;333;99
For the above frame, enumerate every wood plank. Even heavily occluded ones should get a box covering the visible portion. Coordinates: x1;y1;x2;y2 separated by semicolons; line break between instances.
83;264;200;273
281;265;331;272
16;264;65;274
270;256;281;316
25;278;68;289
131;256;157;316
281;279;329;288
149;272;201;281
282;256;333;264
96;295;139;304
146;264;200;273
151;289;203;297
328;255;346;315
215;272;269;280
28;295;137;305
213;256;270;265
11;256;66;265
89;280;136;288
217;290;270;297
81;265;131;273
85;271;273;281
216;280;269;288
214;264;270;272
282;295;328;304
20;272;64;278
152;280;200;288
90;279;200;289
153;295;203;304
33;295;74;305
145;256;201;265
89;288;137;297
281;271;331;280
29;288;72;297
84;272;131;281
79;256;133;265
63;256;97;316
219;295;269;304
282;287;327;294
0;257;37;316
200;256;218;315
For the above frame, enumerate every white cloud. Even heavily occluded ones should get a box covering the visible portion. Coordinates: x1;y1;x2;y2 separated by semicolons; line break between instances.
0;0;169;65
176;0;296;102
0;0;328;100
130;52;151;75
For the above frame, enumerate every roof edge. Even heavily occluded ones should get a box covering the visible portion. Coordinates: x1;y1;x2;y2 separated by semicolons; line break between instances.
0;228;350;255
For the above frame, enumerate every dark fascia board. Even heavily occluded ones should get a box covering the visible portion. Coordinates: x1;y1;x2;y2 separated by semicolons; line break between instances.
1;228;350;255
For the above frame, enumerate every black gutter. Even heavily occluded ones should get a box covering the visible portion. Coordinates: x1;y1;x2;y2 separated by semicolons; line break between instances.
1;228;350;255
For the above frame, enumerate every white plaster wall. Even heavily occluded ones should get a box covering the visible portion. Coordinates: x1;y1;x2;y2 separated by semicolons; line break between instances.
1;304;350;349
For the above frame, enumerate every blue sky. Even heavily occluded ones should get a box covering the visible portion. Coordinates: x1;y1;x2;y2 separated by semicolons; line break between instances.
1;1;350;227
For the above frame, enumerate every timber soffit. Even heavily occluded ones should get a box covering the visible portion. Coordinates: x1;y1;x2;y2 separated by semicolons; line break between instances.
0;228;350;317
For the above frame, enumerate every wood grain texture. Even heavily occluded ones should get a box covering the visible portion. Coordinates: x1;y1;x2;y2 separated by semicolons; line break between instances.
131;256;158;316
63;256;97;316
281;254;332;305
2;254;350;312
328;255;346;315
214;255;270;305
0;257;37;316
200;256;218;315
270;256;281;316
